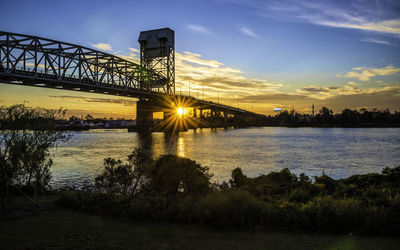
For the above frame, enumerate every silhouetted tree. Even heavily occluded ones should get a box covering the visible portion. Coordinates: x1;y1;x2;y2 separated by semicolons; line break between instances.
147;155;213;200
230;168;248;187
95;158;135;194
0;104;68;215
84;114;94;121
317;107;334;123
95;147;151;194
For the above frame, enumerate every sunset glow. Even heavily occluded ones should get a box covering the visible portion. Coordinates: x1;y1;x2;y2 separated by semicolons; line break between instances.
0;0;399;117
1;1;400;246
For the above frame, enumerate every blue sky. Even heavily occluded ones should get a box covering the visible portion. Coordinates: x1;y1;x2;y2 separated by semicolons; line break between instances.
0;0;399;117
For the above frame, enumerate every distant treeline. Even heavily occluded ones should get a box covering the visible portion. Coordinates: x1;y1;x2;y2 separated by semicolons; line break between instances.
0;105;132;130
263;107;400;127
1;105;400;129
0;104;64;130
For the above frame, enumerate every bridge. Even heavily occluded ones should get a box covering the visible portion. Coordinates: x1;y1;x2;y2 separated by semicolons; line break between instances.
0;29;266;132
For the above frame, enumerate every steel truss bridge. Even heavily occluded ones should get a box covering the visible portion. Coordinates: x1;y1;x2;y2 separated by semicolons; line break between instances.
0;30;265;130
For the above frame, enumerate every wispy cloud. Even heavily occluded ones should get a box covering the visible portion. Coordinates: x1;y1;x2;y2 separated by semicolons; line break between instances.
117;48;140;64
297;85;364;99
129;48;140;53
49;96;136;106
238;26;259;38
174;51;282;97
186;24;214;35
113;46;400;112
240;86;400;113
359;37;394;46
179;51;223;68
337;65;400;81
347;81;360;86
224;0;400;36
91;43;112;51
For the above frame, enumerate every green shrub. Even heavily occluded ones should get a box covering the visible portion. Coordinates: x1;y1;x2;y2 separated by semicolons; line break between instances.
288;188;313;203
147;155;213;200
300;197;364;233
56;158;400;236
195;190;268;229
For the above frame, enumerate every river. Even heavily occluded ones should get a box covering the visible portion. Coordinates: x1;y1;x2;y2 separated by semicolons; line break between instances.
49;127;400;189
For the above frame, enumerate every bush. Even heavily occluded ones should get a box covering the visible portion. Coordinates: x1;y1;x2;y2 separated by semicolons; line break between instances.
195;190;268;229
95;158;135;194
95;147;151;194
56;154;400;236
147;155;213;200
300;197;364;233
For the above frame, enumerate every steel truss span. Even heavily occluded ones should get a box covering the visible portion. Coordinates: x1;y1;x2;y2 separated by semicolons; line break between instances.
0;30;265;119
0;31;168;97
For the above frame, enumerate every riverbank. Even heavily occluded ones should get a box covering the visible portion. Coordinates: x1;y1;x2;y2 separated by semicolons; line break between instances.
2;195;400;249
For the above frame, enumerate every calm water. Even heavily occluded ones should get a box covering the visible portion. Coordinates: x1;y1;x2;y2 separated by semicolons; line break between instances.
50;127;400;189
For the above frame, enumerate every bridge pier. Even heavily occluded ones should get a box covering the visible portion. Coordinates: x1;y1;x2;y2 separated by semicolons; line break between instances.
199;109;204;129
223;111;228;129
136;100;154;130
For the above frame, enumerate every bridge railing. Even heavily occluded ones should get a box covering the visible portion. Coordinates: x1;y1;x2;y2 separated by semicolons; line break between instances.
0;31;167;94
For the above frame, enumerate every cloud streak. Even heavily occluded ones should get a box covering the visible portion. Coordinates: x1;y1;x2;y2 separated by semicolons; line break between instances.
239;26;259;38
239;86;400;113
186;24;214;35
91;43;112;51
338;65;400;81
173;51;282;97
359;37;395;46
49;96;136;106
224;0;400;36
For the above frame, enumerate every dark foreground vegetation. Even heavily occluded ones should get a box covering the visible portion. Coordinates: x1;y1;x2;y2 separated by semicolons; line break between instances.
2;196;400;249
1;104;400;248
0;104;69;213
56;152;400;237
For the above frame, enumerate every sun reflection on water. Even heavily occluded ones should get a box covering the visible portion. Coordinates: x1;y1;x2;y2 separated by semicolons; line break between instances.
177;137;185;157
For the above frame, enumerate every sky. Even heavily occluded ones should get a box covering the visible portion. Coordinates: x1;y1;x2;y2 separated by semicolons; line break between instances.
0;0;399;118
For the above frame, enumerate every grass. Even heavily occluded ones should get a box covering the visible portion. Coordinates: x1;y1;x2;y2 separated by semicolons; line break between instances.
1;196;400;249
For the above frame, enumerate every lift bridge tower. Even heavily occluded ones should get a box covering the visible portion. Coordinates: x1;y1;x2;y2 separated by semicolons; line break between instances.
136;28;175;130
138;28;175;95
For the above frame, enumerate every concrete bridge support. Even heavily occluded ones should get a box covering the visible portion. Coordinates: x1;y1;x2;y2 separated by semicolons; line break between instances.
223;111;228;129
199;109;204;128
136;100;154;130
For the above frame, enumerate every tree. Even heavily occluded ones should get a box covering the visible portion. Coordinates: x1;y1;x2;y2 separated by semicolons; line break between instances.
317;107;334;124
0;104;69;215
95;158;135;194
147;155;213;200
127;147;151;193
229;168;248;188
84;114;94;121
95;147;152;194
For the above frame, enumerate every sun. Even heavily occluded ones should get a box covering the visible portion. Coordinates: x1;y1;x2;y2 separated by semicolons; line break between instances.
177;107;184;116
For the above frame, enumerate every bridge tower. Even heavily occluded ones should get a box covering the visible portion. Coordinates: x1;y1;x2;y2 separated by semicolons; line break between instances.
136;28;175;131
138;28;175;95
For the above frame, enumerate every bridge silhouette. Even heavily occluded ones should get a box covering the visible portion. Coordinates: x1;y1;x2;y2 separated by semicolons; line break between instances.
0;29;266;132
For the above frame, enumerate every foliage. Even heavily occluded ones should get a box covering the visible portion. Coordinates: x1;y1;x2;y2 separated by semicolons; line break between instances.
146;155;213;200
95;158;135;194
58;150;400;236
195;190;267;229
0;104;69;215
95;147;151;194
